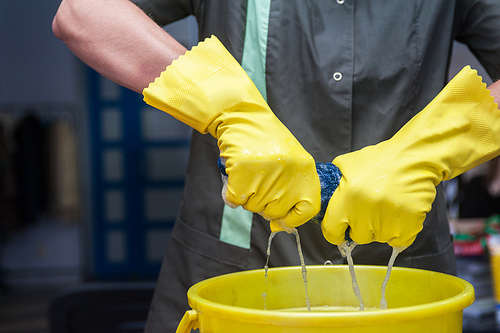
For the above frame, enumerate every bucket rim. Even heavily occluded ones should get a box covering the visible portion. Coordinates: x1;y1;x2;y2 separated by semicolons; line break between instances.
187;265;475;327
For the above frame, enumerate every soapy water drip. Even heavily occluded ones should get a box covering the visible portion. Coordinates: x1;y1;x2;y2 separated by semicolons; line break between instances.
265;228;403;312
337;239;364;311
264;231;278;282
263;231;278;310
264;229;311;312
292;228;311;312
379;246;405;309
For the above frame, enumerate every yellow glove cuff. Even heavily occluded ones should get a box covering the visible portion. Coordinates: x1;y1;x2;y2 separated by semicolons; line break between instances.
143;36;248;135
389;66;500;181
442;66;500;177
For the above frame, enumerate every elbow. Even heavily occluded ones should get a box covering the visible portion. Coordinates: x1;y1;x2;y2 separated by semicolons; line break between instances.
52;13;64;40
52;1;78;42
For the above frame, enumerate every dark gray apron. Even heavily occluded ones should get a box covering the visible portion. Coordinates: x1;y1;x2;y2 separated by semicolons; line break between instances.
141;0;500;331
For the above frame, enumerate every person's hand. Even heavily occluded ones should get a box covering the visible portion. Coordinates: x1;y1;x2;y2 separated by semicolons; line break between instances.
322;141;435;248
215;104;320;231
143;36;321;230
321;66;500;248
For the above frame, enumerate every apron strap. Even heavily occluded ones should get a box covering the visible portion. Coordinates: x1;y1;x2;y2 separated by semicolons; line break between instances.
219;0;272;249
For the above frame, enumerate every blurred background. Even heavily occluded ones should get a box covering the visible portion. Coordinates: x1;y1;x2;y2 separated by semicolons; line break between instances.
1;1;197;332
0;1;497;332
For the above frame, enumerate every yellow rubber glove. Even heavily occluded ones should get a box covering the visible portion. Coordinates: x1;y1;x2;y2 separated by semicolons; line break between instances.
322;66;500;248
143;36;320;230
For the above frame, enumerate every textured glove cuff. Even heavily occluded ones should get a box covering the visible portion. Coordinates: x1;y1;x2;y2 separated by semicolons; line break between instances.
143;36;244;135
413;66;500;180
448;66;500;159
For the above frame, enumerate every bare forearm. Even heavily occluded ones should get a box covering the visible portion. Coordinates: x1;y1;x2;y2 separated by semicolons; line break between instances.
489;80;500;107
52;0;187;93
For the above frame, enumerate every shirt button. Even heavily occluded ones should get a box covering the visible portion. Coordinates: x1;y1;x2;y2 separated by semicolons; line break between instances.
333;72;343;81
336;0;345;4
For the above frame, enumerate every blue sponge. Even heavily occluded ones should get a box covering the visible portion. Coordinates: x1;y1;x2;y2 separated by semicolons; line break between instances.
309;162;342;224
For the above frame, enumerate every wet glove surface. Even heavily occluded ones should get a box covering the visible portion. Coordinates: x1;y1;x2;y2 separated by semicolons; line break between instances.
143;36;321;229
218;159;342;226
322;66;500;248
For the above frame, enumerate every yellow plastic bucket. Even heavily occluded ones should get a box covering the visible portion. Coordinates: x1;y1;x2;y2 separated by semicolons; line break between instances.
176;265;474;333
